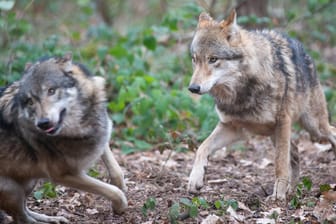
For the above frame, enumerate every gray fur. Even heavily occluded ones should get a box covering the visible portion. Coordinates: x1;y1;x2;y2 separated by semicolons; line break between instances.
0;54;127;223
188;10;336;200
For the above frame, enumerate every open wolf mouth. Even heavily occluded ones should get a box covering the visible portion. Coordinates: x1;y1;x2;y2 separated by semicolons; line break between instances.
44;108;66;135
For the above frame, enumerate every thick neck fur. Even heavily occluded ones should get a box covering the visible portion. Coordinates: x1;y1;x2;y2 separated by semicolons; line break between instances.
211;29;278;117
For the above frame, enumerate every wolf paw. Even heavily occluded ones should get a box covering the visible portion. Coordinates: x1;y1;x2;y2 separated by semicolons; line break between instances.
120;182;128;193
47;217;69;224
112;192;128;215
270;177;290;200
187;166;205;194
26;210;69;224
115;177;128;193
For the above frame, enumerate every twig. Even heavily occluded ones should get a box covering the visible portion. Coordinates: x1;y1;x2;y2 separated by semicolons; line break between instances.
158;148;173;176
17;0;35;20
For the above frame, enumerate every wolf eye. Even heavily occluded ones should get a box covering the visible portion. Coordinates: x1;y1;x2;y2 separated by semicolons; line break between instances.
208;57;218;64
26;98;33;106
47;88;56;96
191;56;196;64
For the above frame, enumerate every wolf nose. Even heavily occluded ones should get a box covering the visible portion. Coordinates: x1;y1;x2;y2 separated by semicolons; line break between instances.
37;118;52;131
188;84;201;94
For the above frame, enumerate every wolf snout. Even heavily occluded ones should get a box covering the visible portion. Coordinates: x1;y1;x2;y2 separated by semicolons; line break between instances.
37;118;53;131
188;84;201;94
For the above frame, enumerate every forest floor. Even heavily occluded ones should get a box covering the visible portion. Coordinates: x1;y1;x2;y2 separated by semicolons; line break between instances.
2;132;336;224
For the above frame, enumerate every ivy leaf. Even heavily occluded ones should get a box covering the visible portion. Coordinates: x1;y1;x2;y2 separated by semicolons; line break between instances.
142;197;156;217
88;168;100;178
168;203;180;224
143;36;157;51
146;197;156;210
199;197;210;209
33;190;43;200
302;176;312;191
320;184;331;192
189;205;198;218
228;199;238;210
214;200;224;210
180;198;193;207
109;45;128;58
290;196;300;209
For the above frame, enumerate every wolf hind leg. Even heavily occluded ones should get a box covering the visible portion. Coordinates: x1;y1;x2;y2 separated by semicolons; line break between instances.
300;112;336;156
0;178;67;224
0;177;39;224
328;125;336;156
22;180;68;224
289;141;300;191
102;144;127;192
299;86;336;156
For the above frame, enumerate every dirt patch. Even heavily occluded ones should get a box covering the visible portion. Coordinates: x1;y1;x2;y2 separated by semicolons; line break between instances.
2;134;336;223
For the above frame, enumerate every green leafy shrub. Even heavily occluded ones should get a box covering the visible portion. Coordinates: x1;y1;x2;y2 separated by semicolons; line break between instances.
0;1;218;154
0;1;335;155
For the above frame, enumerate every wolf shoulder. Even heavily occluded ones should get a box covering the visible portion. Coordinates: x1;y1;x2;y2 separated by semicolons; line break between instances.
247;29;319;89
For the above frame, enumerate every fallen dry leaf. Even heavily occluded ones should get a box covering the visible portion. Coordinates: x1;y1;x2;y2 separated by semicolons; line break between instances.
201;214;224;224
3;135;332;224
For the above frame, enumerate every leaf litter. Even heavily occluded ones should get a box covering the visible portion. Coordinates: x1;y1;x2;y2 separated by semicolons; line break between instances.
1;132;335;223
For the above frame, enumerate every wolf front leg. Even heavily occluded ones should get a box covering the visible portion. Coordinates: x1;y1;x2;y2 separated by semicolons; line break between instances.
54;173;127;214
188;122;243;193
272;112;292;200
102;144;127;192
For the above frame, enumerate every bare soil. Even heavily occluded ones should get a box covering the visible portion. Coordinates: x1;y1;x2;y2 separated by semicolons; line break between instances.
2;132;336;224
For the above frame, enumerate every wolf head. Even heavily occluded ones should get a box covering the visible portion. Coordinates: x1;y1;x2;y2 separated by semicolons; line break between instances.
17;53;106;136
189;10;244;100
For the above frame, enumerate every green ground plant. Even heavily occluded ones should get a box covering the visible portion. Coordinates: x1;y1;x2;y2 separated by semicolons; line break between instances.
0;1;219;154
0;0;335;151
33;182;58;200
1;0;335;222
167;196;238;223
290;176;314;209
142;197;157;217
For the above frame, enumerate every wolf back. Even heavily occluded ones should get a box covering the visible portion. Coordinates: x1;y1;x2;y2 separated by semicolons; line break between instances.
214;30;318;117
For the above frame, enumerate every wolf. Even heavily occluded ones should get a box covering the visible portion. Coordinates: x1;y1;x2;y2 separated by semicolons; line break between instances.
0;53;127;223
187;10;336;200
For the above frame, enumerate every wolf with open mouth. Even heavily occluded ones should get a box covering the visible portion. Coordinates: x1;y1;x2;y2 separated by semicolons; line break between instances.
0;53;127;223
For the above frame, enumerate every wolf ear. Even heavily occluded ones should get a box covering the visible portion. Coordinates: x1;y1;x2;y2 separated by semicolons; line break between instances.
198;12;214;28
24;62;33;71
220;9;240;42
62;52;73;62
61;52;73;73
226;9;237;27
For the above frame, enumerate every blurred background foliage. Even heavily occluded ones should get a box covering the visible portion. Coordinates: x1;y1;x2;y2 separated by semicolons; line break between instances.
0;0;335;154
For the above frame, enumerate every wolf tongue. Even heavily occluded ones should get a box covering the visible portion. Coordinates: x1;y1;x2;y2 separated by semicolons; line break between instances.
45;127;54;133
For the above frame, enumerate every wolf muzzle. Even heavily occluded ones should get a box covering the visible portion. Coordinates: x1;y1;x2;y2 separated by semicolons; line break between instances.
37;108;66;134
188;84;201;94
37;118;53;131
